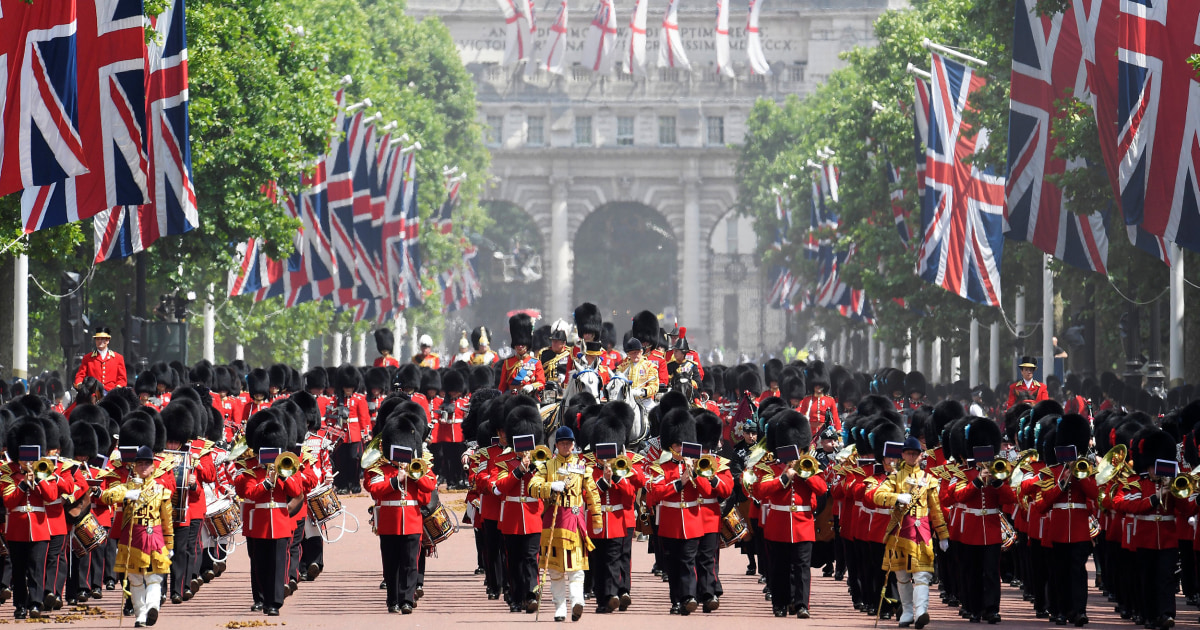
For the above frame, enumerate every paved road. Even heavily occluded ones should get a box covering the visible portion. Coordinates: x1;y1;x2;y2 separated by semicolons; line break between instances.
19;493;1190;628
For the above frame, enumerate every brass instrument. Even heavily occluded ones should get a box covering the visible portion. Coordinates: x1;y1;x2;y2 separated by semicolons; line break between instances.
532;445;553;464
1170;474;1195;500
360;434;384;470
32;458;56;482
408;458;427;480
834;443;857;463
1094;445;1129;485
1071;459;1094;479
792;454;821;479
228;434;252;463
1008;449;1041;488
611;454;633;480
274;452;300;480
696;454;718;478
988;459;1012;481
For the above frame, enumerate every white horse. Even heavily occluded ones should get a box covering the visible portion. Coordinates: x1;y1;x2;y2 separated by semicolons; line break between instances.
605;374;652;447
540;357;604;433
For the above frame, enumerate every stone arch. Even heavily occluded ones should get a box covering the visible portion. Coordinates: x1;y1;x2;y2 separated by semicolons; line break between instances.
572;201;679;323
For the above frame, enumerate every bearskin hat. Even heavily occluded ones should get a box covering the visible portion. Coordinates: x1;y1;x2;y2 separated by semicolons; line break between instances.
133;371;157;396
364;367;390;394
443;370;467;395
504;405;544;445
302;368;326;392
420;367;441;393
249;417;290;453
118;415;156;449
7;420;46;461
780;373;806;403
908;406;937;445
70;421;100;461
932;399;966;437
905;371;927;397
1055;413;1092;456
469;366;494;392
1030;399;1065;424
390;364;418;392
764;358;784;387
692;408;722;451
589;403;634;449
69;403;109;427
737;366;763;395
212;366;233;394
380;414;423;459
509;313;534;348
190;362;215;390
965;417;1003;457
470;326;492;351
601;322;617;349
374;328;395;354
804;360;831;394
462;389;501;443
268;364;289;391
334;364;361;392
660;408;697;449
1132;427;1177;474
869;419;906;457
572;303;602;341
766;409;812;452
657;391;690;420
247;369;270;399
630;311;660;346
160;402;195;445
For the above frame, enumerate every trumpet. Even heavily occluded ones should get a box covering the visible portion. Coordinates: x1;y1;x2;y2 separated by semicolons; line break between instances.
360;434;384;470
407;458;427;480
696;454;718;478
532;445;553;464
610;454;633;480
988;459;1012;481
1071;459;1094;479
792;454;821;479
271;452;300;480
30;458;56;482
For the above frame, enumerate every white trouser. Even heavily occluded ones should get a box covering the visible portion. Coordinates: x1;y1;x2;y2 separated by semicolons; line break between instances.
896;571;915;624
910;571;933;617
549;568;585;618
128;573;163;623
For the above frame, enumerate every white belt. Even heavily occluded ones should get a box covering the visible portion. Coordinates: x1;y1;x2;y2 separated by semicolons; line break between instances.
1052;503;1089;510
505;496;539;504
12;506;45;513
601;505;624;512
699;498;719;505
45;499;62;506
1133;514;1175;522
768;504;812;513
864;507;891;516
662;501;699;509
963;508;1000;516
252;502;287;509
380;500;418;507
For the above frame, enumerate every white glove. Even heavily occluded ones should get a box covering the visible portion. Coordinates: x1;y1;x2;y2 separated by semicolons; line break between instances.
492;486;501;496
895;493;912;505
169;550;175;560
521;384;537;393
550;481;566;493
592;527;603;536
939;539;949;552
123;489;142;502
632;388;646;397
1190;516;1197;527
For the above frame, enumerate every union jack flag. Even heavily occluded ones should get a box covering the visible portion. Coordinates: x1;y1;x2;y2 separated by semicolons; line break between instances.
227;237;277;298
913;76;931;202
22;0;146;233
916;53;1006;307
803;179;820;259
1117;0;1200;253
0;0;88;197
437;175;460;236
94;0;198;263
1005;0;1109;275
296;161;336;301
349;119;385;298
885;157;911;248
325;91;364;290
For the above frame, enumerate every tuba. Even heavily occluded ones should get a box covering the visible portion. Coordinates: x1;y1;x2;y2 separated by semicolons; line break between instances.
1094;444;1129;485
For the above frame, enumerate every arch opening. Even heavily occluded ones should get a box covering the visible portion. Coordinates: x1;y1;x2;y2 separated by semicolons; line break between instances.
572;202;678;322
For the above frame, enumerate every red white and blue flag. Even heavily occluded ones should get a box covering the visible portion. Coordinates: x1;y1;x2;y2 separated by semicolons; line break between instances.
22;0;146;233
916;53;1006;307
1116;0;1200;253
325;92;364;290
913;76;931;202
94;0;198;263
886;159;911;248
1005;0;1109;275
437;174;461;236
0;0;88;197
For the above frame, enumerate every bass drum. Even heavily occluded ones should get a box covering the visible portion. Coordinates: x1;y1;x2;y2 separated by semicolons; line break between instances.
72;513;108;557
718;509;748;549
421;504;458;550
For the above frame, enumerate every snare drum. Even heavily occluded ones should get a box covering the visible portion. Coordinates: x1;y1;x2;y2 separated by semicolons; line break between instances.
204;498;242;538
72;513;108;557
306;484;343;525
718;508;748;548
422;504;456;546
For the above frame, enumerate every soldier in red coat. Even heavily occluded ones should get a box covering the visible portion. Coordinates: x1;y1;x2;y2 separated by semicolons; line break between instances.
498;314;545;395
1006;356;1050;409
693;409;733;612
328;365;372;495
493;405;546;613
584;404;645;614
234;416;306;616
750;410;827;619
631;311;669;386
797;361;840;433
2;420;59;619
365;414;437;614
950;418;1014;624
373;328;401;368
74;328;127;393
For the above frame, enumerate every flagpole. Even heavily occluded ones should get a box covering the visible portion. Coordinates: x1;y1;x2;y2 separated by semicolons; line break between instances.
867;325;877;370
1041;255;1054;382
930;338;941;386
968;319;979;386
1170;244;1184;382
905;63;932;81
921;38;988;68
203;284;215;363
1014;287;1026;381
12;254;28;379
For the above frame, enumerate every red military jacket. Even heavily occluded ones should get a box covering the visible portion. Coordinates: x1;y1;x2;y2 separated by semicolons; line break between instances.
855;470;894;544
646;348;670;385
1006;379;1050;409
588;461;640;539
212;394;244;442
697;457;734;535
1032;466;1098;543
471;444;509;522
751;461;828;544
498;353;546;394
234;460;304;539
324;393;372;444
182;442;219;523
950;468;1016;546
75;350;128;392
645;459;716;540
495;457;544;535
1;465;62;542
431;397;468;444
241;399;272;427
1112;474;1182;550
374;355;401;368
797;394;841;434
365;462;437;536
46;461;81;536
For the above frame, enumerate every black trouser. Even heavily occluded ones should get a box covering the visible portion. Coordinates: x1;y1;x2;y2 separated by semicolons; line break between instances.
1138;547;1177;622
833;519;845;576
1049;541;1091;619
660;536;699;605
482;519;505;594
247;537;289;609
380;534;421;607
844;537;860;604
45;534;66;601
9;540;48;610
1180;540;1196;598
1028;537;1048;612
619;530;634;595
287;519;304;584
333;442;364;492
696;531;722;600
959;542;1001;616
766;540;813;611
589;537;623;603
103;536;118;585
301;528;323;574
170;522;197;598
504;532;539;603
860;540;886;611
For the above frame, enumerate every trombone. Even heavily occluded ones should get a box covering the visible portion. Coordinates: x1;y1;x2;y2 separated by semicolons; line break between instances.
609;454;634;480
407;458;427;480
531;445;553;465
29;458;56;482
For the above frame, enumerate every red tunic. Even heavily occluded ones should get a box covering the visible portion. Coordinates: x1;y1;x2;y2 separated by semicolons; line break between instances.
495;460;544;536
949;469;1016;546
1;467;61;542
234;460;305;539
752;462;828;544
373;356;401;368
1032;467;1098;544
1112;475;1182;550
430;397;467;444
645;459;711;540
498;353;546;394
1006;379;1050;409
75;350;127;391
797;395;841;433
365;463;437;535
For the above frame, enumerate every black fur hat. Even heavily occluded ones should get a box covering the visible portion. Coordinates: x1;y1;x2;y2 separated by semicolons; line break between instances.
908;406;937;445
804;360;831;394
160;402;196;445
70;421;100;461
780;374;806;402
249;417;290;452
7;420;46;461
213;366;233;394
504;405;544;445
118;415;156;449
764;358;784;387
443;370;467;395
469;366;494;392
396;364;421;391
365;367;390;393
572;303;602;340
190;362;215;390
932;399;966;438
268;364;289;391
304;368;327;392
462;388;501;442
1055;413;1092;456
657;391;690;419
1132;427;1176;474
334;364;360;391
766;409;812;452
374;328;395;354
470;326;492;351
869;419;906;456
737;367;763;395
134;371;157;396
630;311;659;346
590;403;634;448
692;408;722;451
69;404;109;427
965;417;1003;456
380;414;423;459
905;371;927;397
510;313;535;348
420;367;441;393
660;408;697;448
600;322;617;349
247;369;270;399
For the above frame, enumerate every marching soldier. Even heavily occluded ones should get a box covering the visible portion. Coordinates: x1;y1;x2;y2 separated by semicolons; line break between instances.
494;405;546;613
101;445;173;628
872;436;950;630
539;321;572;390
412;334;441;369
694;410;732;612
328;365;372;495
645;409;709;615
74;327;127;392
585;405;644;614
527;426;602;622
365;413;437;613
1006;356;1049;409
499;314;545;395
469;327;499;365
2;420;59;619
374;329;401;368
613;338;659;408
950;417;1013;624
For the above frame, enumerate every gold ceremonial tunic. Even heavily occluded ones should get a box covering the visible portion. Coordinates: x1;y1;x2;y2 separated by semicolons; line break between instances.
529;454;602;572
871;462;947;573
101;480;174;574
615;356;660;399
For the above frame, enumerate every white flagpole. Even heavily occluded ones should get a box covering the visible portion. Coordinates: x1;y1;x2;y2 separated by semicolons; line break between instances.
921;38;988;68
